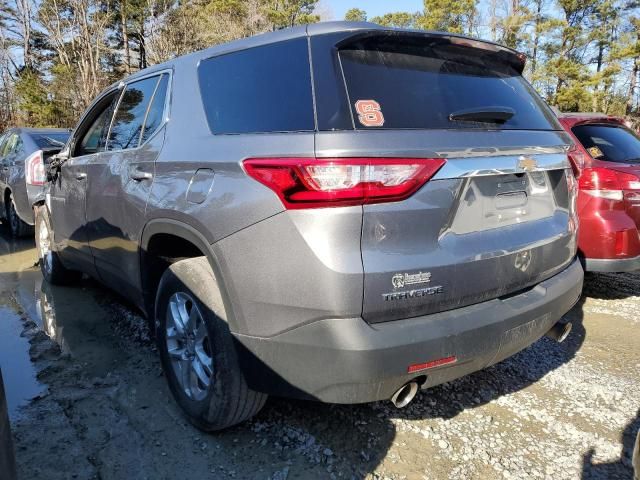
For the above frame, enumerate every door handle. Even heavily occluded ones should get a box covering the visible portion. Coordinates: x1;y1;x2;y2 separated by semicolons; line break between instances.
76;172;87;180
130;170;153;181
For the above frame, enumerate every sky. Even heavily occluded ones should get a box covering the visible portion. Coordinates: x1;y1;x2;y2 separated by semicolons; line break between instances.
319;0;425;21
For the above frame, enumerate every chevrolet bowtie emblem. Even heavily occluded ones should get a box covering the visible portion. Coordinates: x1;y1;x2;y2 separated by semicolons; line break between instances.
518;156;538;171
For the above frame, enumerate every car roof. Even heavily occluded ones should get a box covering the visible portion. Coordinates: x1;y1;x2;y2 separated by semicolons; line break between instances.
557;112;626;128
121;21;525;85
4;127;71;136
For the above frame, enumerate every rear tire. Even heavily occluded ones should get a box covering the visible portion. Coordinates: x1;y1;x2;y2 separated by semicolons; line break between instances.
34;205;81;285
7;198;32;238
156;257;267;431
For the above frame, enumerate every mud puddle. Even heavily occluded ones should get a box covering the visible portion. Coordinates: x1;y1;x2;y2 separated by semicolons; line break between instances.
0;299;44;420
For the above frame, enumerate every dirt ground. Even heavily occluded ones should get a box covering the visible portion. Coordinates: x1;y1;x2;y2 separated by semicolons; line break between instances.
0;230;637;480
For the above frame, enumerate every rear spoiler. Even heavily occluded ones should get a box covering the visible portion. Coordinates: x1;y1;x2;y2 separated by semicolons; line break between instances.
334;29;527;74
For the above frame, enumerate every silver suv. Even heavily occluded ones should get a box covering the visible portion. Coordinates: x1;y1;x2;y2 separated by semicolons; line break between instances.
36;22;583;431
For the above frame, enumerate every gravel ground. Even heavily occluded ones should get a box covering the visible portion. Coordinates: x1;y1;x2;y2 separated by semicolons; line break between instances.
0;232;637;480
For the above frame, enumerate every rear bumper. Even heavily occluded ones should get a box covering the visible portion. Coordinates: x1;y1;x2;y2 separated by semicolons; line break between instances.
234;259;583;403
584;254;640;272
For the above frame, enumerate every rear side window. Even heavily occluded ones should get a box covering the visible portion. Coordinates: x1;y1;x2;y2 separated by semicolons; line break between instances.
141;74;169;144
198;39;314;134
33;133;69;149
107;75;161;151
572;124;640;164
338;36;557;131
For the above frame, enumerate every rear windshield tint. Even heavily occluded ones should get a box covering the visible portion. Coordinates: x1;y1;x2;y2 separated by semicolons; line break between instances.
198;39;314;134
572;124;640;164
33;132;69;148
338;36;557;131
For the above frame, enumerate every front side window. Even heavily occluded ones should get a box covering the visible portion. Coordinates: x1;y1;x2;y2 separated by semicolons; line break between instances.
2;134;19;158
198;39;315;134
76;94;118;157
107;75;163;151
572;124;640;164
0;134;15;165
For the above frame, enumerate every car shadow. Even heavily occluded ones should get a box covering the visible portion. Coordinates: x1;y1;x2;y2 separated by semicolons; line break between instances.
582;271;640;300
0;225;35;256
8;226;596;479
252;296;588;477
581;411;639;479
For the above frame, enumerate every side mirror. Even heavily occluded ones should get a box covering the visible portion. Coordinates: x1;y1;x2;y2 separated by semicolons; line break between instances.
47;148;70;182
52;148;70;163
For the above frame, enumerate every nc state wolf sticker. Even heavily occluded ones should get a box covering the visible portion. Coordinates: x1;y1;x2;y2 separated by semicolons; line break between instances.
355;100;385;127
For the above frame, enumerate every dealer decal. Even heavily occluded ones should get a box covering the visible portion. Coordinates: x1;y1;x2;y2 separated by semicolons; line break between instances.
587;146;604;158
355;100;385;127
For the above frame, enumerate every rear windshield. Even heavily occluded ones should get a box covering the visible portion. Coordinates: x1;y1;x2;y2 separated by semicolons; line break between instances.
338;36;558;131
572;124;640;164
198;38;314;134
33;132;69;148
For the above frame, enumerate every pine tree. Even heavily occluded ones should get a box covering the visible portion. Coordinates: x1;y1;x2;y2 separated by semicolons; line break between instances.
344;8;367;22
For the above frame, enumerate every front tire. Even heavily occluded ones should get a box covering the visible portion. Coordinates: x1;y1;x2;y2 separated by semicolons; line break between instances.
34;205;81;285
156;257;267;431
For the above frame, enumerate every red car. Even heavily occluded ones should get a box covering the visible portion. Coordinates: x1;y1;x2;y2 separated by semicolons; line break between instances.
558;113;640;272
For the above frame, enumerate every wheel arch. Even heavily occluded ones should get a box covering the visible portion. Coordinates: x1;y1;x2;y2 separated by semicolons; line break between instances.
3;187;10;213
139;219;238;333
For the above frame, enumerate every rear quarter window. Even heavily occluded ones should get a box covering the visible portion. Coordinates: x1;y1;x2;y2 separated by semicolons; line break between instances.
572;124;640;164
336;36;558;131
198;38;315;134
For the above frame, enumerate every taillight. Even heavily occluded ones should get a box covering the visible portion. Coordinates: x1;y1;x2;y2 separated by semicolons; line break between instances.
25;150;45;186
578;167;640;201
567;145;588;177
243;157;446;209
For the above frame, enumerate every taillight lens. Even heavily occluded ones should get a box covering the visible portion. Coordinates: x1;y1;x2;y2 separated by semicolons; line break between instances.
578;167;640;201
567;145;588;177
25;150;45;186
243;158;446;209
566;169;578;215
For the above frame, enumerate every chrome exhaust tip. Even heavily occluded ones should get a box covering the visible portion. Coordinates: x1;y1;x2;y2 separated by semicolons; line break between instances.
545;321;572;343
391;381;419;408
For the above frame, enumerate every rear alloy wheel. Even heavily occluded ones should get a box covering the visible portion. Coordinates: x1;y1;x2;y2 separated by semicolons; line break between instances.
157;257;267;431
7;199;32;237
34;206;81;285
166;291;214;402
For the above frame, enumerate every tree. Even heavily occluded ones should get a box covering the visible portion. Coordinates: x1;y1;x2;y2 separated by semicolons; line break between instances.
371;12;417;28
417;0;477;34
344;7;366;22
14;68;59;126
264;0;319;29
37;0;114;113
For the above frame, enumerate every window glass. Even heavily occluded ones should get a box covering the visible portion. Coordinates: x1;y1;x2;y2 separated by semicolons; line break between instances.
198;39;314;134
140;74;169;144
107;76;160;151
338;36;557;130
0;133;8;155
33;132;70;149
572;124;640;164
0;134;21;166
76;95;118;157
0;134;15;157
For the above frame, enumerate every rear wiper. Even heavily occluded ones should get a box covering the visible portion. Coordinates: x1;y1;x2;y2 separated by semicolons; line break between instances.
449;106;515;124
